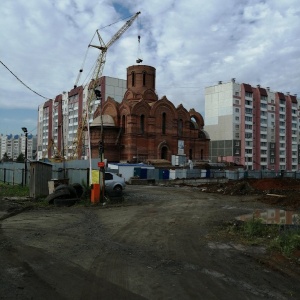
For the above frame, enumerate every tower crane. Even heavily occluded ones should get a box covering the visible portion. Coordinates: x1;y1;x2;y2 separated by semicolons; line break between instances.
71;11;141;159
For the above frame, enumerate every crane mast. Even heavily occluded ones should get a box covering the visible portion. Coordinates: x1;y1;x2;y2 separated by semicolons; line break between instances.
71;11;141;159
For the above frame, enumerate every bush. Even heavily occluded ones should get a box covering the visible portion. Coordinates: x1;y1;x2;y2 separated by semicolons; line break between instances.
0;183;29;197
243;217;266;237
271;230;300;257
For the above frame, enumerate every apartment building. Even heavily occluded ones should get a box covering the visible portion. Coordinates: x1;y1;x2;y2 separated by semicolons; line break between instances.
205;80;299;171
37;76;127;160
0;134;37;161
0;134;12;159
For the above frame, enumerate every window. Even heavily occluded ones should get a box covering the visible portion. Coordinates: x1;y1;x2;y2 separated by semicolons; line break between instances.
122;115;126;133
261;150;267;154
235;116;239;121
140;114;145;134
143;71;146;86
105;173;113;180
235;108;239;113
245;92;253;97
131;71;135;86
245;149;252;154
245;116;252;122
178;119;183;137
245;108;252;114
235;100;239;104
162;113;166;134
245;124;252;129
235;124;239;130
245;133;252;138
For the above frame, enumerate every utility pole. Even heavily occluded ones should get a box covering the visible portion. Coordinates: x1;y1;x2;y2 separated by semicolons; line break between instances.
22;127;28;186
95;87;105;202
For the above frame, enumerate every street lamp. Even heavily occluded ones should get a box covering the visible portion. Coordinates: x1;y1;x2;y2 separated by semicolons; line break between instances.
22;127;28;186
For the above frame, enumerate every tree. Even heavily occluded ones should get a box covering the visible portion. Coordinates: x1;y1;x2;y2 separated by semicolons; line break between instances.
1;152;10;162
16;153;25;163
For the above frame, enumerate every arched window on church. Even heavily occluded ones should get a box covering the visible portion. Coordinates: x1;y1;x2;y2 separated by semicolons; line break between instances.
161;146;168;160
122;115;126;133
189;148;193;160
143;71;146;86
162;112;166;134
178;119;183;137
131;71;135;86
140;114;145;134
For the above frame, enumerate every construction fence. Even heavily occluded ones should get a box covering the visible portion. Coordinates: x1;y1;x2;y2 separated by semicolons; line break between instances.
1;160;300;187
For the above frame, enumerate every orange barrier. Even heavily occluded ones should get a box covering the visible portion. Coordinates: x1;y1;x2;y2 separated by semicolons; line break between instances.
91;183;100;203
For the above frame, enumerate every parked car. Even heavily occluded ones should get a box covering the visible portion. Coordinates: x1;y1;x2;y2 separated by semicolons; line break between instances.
105;172;126;192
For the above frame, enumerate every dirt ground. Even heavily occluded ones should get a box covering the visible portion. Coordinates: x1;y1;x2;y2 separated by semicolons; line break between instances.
1;179;300;299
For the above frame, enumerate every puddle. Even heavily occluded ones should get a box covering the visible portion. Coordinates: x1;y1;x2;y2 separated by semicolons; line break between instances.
236;209;299;225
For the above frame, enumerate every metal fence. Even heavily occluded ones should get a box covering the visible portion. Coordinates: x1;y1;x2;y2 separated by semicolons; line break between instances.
1;161;300;186
0;162;29;186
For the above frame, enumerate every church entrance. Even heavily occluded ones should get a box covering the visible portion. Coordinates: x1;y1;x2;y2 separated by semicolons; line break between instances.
161;146;168;160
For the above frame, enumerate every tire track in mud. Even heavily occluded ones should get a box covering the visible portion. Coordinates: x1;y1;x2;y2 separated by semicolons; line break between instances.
1;207;145;299
80;196;182;299
78;208;145;299
96;187;296;300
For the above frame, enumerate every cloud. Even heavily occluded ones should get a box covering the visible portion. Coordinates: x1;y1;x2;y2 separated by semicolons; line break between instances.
0;0;300;135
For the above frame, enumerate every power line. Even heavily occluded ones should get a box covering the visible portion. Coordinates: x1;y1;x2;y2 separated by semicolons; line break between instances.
0;60;49;99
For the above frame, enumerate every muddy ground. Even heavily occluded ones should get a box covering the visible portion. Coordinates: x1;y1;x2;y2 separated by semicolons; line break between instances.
1;179;300;299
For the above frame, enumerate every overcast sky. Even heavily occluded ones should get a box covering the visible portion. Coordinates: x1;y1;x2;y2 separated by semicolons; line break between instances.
1;0;300;135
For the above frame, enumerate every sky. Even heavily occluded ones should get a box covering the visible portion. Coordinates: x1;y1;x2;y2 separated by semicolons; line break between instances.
1;0;300;136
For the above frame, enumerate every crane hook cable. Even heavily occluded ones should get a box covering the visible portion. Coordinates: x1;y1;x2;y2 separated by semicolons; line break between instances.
0;59;49;99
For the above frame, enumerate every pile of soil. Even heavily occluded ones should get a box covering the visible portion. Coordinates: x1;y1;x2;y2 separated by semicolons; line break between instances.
199;178;300;210
248;178;300;191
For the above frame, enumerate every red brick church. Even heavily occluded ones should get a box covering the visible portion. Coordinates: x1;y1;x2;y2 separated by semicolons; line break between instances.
89;64;210;163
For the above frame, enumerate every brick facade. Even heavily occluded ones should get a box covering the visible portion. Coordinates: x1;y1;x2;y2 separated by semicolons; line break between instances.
90;65;210;163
